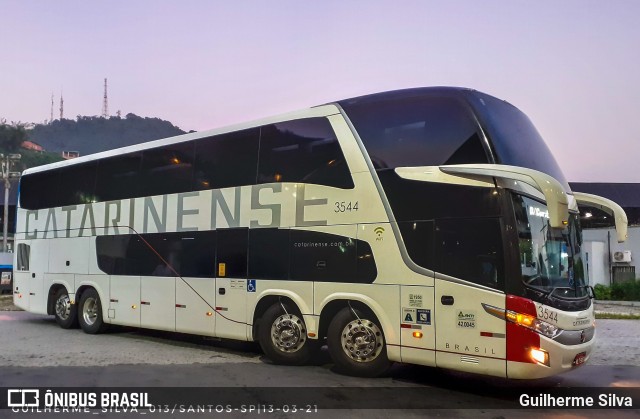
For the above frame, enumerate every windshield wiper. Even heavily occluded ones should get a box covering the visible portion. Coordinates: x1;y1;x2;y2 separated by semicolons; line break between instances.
543;286;589;302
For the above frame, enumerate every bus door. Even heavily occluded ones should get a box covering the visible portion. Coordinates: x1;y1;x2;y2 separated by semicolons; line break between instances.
434;218;507;377
13;242;31;311
214;229;248;340
26;239;49;314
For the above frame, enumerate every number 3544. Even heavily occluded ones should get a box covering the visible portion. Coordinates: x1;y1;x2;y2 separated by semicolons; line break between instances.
334;201;358;212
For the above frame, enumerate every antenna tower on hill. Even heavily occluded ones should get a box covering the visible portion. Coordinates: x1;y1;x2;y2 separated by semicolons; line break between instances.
102;78;109;118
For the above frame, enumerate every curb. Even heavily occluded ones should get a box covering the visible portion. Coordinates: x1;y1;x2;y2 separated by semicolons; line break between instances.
594;300;640;307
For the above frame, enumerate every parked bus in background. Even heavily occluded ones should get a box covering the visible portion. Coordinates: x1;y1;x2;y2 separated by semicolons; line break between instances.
13;87;627;378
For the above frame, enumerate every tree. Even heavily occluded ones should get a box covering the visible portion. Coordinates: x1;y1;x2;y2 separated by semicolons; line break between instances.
0;124;27;152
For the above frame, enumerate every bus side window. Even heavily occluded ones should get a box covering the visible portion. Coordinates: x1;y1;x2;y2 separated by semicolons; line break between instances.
257;118;354;189
17;244;30;271
193;129;260;190
249;228;289;280
58;161;98;206
178;231;217;278
20;170;60;210
217;228;248;278
289;229;356;282
94;152;142;201
140;141;195;197
435;218;504;290
397;221;435;272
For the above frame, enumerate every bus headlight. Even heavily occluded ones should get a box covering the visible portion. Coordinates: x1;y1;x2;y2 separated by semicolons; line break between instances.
483;303;561;339
530;347;550;366
532;319;560;339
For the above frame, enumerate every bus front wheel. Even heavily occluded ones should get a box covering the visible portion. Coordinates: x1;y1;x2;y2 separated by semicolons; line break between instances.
327;307;391;377
54;288;78;329
258;303;314;365
78;289;108;334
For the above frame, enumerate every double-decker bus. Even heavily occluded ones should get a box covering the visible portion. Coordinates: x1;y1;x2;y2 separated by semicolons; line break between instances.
13;87;627;379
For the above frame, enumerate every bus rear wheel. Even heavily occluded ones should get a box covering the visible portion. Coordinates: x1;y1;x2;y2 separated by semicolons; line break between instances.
258;303;314;366
78;289;108;334
327;307;391;377
54;288;78;329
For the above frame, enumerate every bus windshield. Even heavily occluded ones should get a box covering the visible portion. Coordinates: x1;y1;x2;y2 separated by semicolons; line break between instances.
513;194;587;299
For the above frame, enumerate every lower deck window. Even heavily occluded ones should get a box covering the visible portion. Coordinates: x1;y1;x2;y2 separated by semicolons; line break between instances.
96;228;377;283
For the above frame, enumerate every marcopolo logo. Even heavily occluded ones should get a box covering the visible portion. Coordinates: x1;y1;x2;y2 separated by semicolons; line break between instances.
7;389;39;407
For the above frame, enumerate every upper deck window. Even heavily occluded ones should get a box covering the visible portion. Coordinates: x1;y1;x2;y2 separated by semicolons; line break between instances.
341;95;489;169
193;128;259;191
257;118;354;189
468;92;570;191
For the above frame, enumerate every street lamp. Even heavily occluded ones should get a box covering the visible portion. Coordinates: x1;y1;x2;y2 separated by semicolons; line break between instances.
0;153;21;252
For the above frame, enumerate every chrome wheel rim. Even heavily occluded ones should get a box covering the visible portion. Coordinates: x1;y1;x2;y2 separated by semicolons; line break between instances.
271;313;306;353
55;294;71;320
82;297;98;326
340;318;383;362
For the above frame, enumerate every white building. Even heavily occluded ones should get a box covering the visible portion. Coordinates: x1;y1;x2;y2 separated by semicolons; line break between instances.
571;183;640;286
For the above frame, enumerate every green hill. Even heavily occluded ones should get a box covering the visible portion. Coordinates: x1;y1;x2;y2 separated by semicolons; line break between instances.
28;114;187;157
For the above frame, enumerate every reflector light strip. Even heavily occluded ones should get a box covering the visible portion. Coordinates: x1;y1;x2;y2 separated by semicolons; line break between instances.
400;324;422;329
480;331;505;338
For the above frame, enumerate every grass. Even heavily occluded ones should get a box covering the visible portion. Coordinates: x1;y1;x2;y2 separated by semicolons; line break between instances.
595;312;640;320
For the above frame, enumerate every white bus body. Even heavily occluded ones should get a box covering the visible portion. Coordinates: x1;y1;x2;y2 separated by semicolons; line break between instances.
14;87;625;379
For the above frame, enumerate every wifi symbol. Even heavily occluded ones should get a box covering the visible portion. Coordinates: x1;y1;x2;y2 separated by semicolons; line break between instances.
374;227;385;237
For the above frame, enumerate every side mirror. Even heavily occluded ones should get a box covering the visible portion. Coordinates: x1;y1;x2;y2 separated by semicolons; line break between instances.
573;192;628;243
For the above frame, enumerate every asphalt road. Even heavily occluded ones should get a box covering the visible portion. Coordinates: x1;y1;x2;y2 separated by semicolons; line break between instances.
0;311;638;418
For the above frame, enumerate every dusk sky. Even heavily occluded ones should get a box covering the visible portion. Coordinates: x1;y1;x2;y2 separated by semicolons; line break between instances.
1;1;639;182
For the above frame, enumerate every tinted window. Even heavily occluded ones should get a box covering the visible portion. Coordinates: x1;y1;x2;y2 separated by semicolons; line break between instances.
468;92;570;190
290;230;357;282
249;228;290;280
216;228;248;278
96;231;218;277
193;129;259;190
58;161;97;206
378;170;504;222
17;244;30;271
398;221;435;271
95;152;142;201
257;118;353;188
342;95;488;169
96;235;136;275
141;141;195;197
178;232;217;277
20;170;59;210
435;218;504;290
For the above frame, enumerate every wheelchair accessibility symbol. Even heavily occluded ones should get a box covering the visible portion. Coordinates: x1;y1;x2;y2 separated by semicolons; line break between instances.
247;279;256;292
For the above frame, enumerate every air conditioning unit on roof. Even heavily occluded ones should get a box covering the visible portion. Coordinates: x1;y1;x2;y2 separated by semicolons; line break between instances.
612;250;632;263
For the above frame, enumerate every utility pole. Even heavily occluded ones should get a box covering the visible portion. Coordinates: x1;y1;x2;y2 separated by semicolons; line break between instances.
50;93;54;123
0;153;21;252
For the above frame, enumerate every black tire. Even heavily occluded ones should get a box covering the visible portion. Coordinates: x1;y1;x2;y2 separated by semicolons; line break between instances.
327;307;391;377
258;302;316;366
53;288;78;329
78;288;109;334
